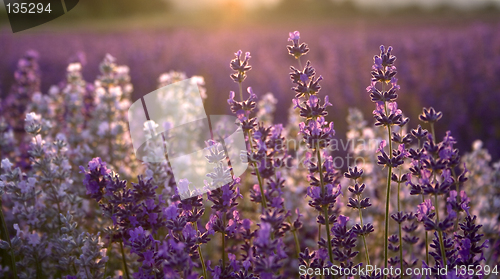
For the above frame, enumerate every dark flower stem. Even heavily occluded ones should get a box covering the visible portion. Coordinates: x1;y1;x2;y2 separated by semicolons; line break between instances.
358;193;371;266
103;206;116;278
451;168;460;230
292;228;301;258
103;242;111;277
317;145;333;264
434;194;447;266
281;198;301;258
35;252;43;279
0;201;18;279
318;223;321;242
239;84;267;211
384;156;392;273
238;82;244;104
430;123;436;144
397;169;403;278
248;133;268;211
221;211;227;268
421;194;429;265
417;139;429;265
383;98;393;275
430;122;447;265
193;222;208;279
353;175;371;266
119;239;131;279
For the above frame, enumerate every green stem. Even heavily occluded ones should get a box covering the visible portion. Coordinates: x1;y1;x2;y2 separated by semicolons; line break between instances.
421;194;429;265
237;80;267;212
318;223;321;242
358;205;371;266
417;137;430;266
103;241;111;278
322;206;333;262
382;90;394;276
316;146;333;264
434;194;447;266
119;239;131;279
0;201;18;279
292;228;301;259
248;132;267;212
430;157;447;267
103;206;116;278
238;82;243;103
430;123;436;143
254;162;267;210
35;253;43;279
221;212;227;268
451;168;460;231
398;222;403;275
397;176;403;277
383;123;393;275
397;179;401;213
384;163;392;272
275;170;300;258
282;204;301;259
194;222;208;279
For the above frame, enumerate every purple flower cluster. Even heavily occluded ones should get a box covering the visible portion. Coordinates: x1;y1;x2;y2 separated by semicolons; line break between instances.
287;31;354;274
0;30;496;279
226;45;301;279
4;50;41;132
366;44;490;278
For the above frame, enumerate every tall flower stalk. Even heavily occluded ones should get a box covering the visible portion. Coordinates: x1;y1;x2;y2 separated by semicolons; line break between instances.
408;124;430;264
345;166;374;267
287;31;339;265
391;124;412;275
367;45;408;273
420;109;461;269
228;50;268;211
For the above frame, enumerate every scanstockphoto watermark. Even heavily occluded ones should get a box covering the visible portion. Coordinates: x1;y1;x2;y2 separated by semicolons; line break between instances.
127;78;382;200
128;78;249;200
248;137;383;170
298;265;449;277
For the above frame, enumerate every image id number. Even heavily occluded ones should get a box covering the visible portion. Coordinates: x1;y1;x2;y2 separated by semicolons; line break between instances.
6;3;52;14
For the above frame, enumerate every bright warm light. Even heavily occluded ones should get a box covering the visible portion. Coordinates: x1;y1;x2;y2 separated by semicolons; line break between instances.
171;0;281;11
171;0;500;11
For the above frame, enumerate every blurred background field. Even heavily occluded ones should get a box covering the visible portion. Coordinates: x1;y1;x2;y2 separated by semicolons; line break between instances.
0;0;499;161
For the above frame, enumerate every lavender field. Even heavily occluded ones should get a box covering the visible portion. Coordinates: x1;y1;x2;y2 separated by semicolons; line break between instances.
0;11;499;279
1;20;500;159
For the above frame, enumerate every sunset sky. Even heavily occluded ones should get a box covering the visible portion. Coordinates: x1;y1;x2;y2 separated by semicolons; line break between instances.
0;0;498;11
170;0;500;10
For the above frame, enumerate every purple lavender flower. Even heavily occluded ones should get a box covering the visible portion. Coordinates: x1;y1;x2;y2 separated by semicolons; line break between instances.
287;31;310;59
368;45;412;273
230;50;252;84
288;30;343;268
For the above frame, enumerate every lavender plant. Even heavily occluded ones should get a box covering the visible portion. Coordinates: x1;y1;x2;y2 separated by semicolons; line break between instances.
0;30;497;279
287;31;347;271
